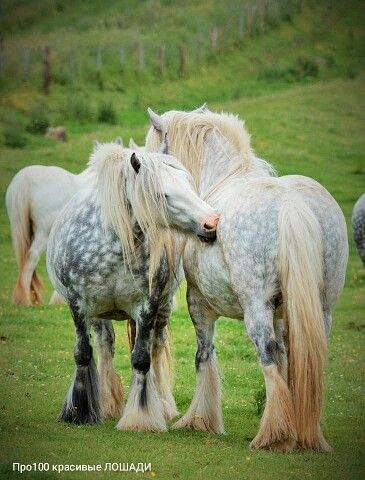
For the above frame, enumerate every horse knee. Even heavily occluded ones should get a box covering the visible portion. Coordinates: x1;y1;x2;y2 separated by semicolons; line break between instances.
74;343;93;366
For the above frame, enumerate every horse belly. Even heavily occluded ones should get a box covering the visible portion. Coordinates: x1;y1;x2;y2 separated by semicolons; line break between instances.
184;240;243;319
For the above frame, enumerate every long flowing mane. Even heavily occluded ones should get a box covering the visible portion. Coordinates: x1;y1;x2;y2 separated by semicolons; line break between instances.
88;143;174;288
145;110;276;189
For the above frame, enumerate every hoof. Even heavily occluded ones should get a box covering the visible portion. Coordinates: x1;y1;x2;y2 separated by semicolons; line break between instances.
250;436;297;452
116;414;167;432
172;413;224;434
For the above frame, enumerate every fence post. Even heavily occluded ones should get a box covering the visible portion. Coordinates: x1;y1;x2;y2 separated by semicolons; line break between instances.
69;50;76;80
96;46;102;70
23;49;31;81
219;27;225;53
210;27;219;50
179;44;188;78
119;47;125;67
42;46;51;94
158;44;166;75
195;35;203;68
137;43;144;71
239;10;245;38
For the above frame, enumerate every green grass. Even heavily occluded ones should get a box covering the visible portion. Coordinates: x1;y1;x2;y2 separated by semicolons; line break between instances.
0;0;365;479
0;77;364;480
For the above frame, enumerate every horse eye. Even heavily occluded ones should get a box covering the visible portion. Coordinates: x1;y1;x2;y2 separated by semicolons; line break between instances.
164;194;169;199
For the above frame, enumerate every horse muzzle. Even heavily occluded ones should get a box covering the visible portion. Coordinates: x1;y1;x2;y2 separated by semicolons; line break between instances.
196;214;220;243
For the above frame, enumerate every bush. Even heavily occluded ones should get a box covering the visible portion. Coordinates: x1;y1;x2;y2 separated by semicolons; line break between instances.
97;101;117;124
26;106;49;134
3;124;27;148
61;96;94;124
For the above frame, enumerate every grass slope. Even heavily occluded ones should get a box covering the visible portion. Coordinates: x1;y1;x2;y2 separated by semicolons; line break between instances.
0;77;364;479
0;0;364;478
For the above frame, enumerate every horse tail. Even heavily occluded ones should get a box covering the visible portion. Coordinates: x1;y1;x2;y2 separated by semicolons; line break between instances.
6;172;43;304
278;194;330;451
127;319;136;351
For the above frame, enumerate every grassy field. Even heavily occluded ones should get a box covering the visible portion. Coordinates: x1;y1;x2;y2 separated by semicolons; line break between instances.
0;1;365;479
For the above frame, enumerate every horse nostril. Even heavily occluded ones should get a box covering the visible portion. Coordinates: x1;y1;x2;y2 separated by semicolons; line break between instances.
204;223;215;231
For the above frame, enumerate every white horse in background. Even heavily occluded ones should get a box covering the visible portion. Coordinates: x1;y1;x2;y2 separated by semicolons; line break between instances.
146;107;348;452
6;138;124;306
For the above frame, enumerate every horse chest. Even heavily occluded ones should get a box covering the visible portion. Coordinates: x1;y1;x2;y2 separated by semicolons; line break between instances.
183;240;243;319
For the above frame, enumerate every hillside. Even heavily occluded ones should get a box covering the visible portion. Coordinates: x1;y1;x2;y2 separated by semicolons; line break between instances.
0;2;364;479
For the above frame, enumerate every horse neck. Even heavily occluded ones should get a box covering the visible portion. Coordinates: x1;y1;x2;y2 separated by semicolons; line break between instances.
197;132;249;198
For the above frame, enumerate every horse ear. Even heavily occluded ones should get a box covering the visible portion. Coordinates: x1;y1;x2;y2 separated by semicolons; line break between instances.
147;107;163;132
129;137;138;149
130;153;141;174
193;102;208;113
115;137;123;146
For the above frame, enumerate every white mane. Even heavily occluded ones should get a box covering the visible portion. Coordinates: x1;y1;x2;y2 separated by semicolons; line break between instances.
145;110;276;189
88;142;174;287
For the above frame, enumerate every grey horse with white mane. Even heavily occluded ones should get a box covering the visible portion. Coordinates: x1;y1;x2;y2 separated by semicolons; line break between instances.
47;139;219;430
352;193;365;266
146;106;348;451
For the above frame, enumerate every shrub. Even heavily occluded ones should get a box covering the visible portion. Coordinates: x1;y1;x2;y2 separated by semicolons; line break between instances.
61;96;94;124
3;124;27;148
26;106;49;134
97;101;117;124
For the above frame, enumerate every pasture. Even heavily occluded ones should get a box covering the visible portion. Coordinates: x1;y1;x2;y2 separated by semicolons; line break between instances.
0;77;364;479
0;0;365;478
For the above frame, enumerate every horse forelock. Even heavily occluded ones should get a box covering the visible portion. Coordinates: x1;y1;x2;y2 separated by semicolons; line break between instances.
88;143;174;289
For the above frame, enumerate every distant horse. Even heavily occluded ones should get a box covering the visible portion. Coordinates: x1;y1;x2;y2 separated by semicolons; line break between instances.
5;138;124;306
6;165;92;305
47;139;219;429
352;193;365;265
146;107;348;451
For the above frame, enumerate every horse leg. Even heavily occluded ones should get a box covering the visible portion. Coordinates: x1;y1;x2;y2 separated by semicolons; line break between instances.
14;233;46;305
151;302;178;421
273;317;288;383
245;300;297;451
59;306;102;424
49;290;65;305
117;307;166;432
173;287;223;433
93;320;124;418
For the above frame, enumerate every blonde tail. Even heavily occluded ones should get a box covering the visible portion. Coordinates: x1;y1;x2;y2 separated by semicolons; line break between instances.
278;195;330;451
5;176;42;305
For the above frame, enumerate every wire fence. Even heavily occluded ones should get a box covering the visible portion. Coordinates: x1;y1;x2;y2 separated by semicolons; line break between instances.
0;0;304;92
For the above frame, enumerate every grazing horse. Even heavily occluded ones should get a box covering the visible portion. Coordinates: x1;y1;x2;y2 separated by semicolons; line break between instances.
146;107;348;451
352;193;365;266
46;140;219;430
6;165;92;305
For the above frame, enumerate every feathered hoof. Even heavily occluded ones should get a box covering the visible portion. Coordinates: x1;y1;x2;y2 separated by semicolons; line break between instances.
100;372;124;419
250;435;297;452
172;413;224;434
58;406;102;425
297;433;332;452
161;398;179;422
49;291;65;305
116;413;167;432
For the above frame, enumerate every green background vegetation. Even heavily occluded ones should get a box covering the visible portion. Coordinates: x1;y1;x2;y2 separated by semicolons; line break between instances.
0;0;364;478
